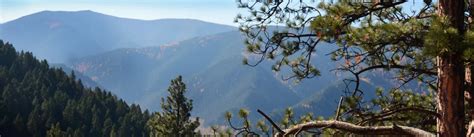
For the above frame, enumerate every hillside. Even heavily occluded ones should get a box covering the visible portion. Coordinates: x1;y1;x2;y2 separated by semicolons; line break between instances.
0;10;235;63
50;64;102;88
188;57;301;124
1;11;415;126
0;40;150;136
66;29;416;126
67;30;356;125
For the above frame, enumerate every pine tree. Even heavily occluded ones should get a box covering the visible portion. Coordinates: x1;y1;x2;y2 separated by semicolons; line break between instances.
147;76;200;137
46;123;65;137
234;0;474;136
0;41;150;137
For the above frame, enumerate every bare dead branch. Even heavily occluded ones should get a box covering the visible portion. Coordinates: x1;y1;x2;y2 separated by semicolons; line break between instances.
257;109;285;134
275;120;435;137
335;96;344;121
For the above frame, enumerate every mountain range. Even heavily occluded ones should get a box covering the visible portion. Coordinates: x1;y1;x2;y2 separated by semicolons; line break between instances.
0;10;398;125
66;30;373;124
0;10;235;63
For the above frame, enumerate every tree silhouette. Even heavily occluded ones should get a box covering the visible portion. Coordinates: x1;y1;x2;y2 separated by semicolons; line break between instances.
147;76;200;137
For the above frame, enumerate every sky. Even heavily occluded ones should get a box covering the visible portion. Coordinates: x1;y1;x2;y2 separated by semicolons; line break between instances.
0;0;426;26
0;0;241;26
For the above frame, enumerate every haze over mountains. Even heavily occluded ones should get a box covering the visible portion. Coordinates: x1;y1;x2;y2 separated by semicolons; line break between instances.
0;10;396;125
0;10;235;63
68;31;334;124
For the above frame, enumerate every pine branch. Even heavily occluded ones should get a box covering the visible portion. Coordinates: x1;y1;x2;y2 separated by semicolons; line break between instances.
275;120;435;137
357;107;439;125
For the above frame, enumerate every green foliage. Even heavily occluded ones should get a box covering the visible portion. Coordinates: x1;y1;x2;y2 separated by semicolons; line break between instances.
226;107;319;136
208;125;233;136
225;108;263;136
232;0;456;135
339;88;436;132
236;0;438;86
46;123;65;137
147;76;200;137
281;107;295;128
0;40;150;137
424;16;464;56
226;88;436;136
460;26;474;61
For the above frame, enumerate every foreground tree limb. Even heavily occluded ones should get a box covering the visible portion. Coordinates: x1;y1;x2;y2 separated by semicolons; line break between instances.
274;120;435;137
236;0;473;136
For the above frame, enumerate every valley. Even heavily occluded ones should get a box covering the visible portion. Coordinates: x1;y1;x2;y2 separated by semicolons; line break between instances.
1;10;405;126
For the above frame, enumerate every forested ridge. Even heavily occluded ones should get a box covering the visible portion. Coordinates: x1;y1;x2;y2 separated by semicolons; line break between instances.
0;40;150;137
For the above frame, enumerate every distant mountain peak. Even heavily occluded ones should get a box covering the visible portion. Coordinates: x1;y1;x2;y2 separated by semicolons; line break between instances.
77;10;95;13
35;10;102;15
0;10;236;63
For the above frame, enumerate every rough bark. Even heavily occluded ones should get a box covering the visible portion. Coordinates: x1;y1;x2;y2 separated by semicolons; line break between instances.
436;0;466;137
437;56;465;137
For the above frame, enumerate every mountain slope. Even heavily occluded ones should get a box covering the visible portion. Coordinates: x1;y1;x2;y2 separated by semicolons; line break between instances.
291;80;377;117
187;57;301;124
67;30;413;125
50;63;102;88
69;31;245;101
0;40;150;136
0;10;235;63
68;31;307;125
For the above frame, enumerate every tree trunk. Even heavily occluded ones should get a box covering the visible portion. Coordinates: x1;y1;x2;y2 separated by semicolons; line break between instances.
437;0;466;136
437;56;465;136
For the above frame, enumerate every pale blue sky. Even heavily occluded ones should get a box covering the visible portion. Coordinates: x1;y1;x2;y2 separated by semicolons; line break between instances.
0;0;240;25
0;0;426;26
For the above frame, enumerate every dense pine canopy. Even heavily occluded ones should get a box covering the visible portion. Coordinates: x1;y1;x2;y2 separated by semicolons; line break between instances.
0;40;150;137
